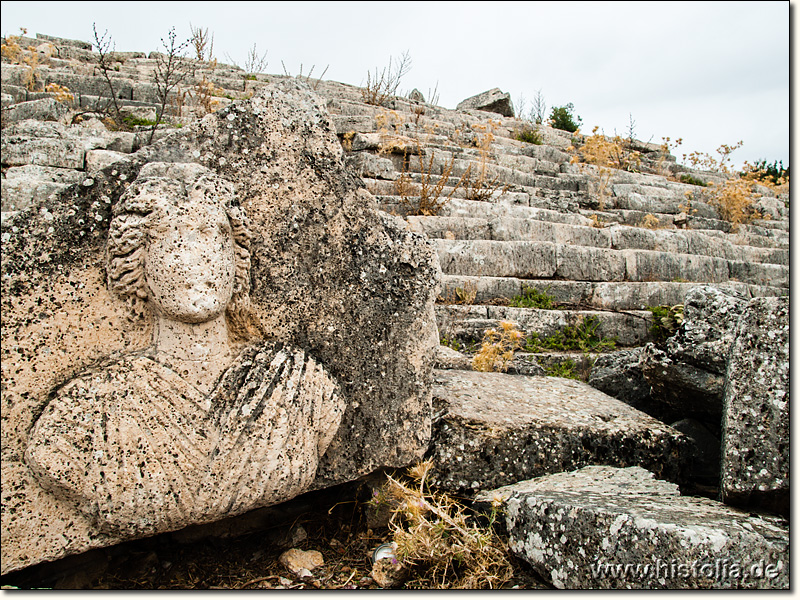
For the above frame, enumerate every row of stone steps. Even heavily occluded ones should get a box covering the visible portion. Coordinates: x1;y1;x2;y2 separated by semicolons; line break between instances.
431;239;787;288
408;215;788;265
438;276;783;312
1;33;787;589
437;304;651;347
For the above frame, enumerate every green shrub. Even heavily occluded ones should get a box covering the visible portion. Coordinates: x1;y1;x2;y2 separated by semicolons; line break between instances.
524;315;616;353
548;103;582;133
510;285;555;309
122;115;158;128
545;359;579;379
680;173;708;187
743;159;789;186
514;124;543;145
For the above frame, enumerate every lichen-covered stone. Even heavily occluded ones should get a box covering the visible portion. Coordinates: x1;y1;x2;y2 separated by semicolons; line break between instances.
480;466;789;589
1;80;441;574
427;370;690;494
720;296;789;516
587;347;657;416
641;286;747;420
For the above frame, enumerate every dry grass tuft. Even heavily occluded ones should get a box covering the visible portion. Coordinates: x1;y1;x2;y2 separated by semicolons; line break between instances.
472;320;524;373
381;460;513;589
361;51;411;107
395;145;469;216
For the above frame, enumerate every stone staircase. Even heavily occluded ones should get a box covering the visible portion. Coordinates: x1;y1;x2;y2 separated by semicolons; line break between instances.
309;80;789;377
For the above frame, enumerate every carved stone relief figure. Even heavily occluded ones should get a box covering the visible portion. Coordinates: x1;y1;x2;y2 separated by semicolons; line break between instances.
24;164;345;537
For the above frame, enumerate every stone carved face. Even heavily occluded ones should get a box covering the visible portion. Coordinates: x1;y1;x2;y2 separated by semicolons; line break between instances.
144;193;236;324
106;166;252;327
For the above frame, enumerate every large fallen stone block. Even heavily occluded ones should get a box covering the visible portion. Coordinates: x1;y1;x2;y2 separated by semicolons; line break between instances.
456;88;514;117
720;296;789;516
426;370;690;494
479;466;789;589
1;79;440;574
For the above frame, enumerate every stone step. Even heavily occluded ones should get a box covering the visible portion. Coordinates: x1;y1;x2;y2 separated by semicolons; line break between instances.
477;465;789;589
433;239;785;286
438;275;784;311
426;370;691;495
584;207;784;237
378;193;593;226
436;304;652;347
409;216;788;265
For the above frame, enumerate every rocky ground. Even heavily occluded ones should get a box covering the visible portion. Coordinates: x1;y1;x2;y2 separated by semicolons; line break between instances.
0;476;550;590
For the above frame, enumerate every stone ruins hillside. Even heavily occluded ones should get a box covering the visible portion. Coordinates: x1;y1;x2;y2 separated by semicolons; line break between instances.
1;32;789;589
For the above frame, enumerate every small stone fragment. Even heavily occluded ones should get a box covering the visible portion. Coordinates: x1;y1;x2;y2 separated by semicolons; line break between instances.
279;548;325;578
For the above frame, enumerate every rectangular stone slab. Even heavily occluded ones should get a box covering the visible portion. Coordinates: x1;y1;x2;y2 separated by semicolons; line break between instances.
427;370;691;493
720;296;789;516
478;465;788;589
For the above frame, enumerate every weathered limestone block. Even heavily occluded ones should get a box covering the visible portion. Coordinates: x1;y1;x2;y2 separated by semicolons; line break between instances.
43;72;134;100
344;151;397;180
556;245;626;282
641;286;747;420
427;370;690;494
332;114;376;134
456;88;514;117
640;343;726;420
0;63;30;88
727;260;788;288
623;249;729;283
408;88;425;103
720;296;789;516
1;164;84;212
406;216;491;240
490;218;612;247
609;225;689;254
479;466;789;589
3;97;70;123
35;33;93;50
85;149;129;173
587;348;654;414
1;119;120;170
433;239;557;278
0;120;86;169
435;305;650;347
1;80;440;574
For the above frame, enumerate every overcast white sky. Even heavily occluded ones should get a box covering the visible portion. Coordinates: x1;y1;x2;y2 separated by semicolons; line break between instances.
2;1;790;170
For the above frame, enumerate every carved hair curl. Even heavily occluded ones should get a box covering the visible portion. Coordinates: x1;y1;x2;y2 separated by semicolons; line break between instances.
106;171;253;332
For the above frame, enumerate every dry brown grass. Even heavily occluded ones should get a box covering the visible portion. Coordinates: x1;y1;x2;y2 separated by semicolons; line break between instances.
395;145;469;216
381;461;513;589
361;51;411;107
472;320;524;373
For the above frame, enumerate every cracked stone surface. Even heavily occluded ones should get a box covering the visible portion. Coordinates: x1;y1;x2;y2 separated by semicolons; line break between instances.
720;296;789;516
427;370;691;493
479;465;789;589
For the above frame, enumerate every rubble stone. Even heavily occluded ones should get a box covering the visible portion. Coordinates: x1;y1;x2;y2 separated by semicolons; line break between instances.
641;286;747;421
